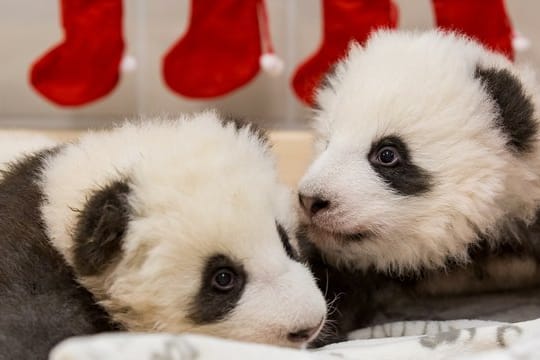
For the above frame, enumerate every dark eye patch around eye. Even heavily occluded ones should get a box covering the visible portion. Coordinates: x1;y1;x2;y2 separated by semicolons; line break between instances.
277;222;300;262
368;135;433;196
187;254;246;324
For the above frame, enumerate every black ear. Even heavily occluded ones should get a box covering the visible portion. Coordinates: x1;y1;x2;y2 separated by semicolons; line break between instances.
475;66;537;153
221;114;268;144
73;180;131;276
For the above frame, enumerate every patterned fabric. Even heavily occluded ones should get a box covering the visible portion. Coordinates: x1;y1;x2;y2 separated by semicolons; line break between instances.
50;319;540;360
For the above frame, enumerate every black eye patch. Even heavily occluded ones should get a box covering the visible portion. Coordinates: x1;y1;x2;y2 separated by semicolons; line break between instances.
368;135;433;196
277;222;300;261
187;254;246;324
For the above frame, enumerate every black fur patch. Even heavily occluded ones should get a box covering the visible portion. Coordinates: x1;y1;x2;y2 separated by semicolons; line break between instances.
188;254;247;324
296;226;381;346
222;114;269;144
0;149;118;359
469;208;540;265
72;180;131;277
368;135;433;196
475;66;537;153
277;222;299;261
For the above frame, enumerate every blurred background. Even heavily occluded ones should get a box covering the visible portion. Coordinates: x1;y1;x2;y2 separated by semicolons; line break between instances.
0;0;538;130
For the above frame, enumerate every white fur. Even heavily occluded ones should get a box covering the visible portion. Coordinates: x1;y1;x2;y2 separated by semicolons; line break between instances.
0;133;56;171
299;30;540;273
260;53;285;76
40;111;326;347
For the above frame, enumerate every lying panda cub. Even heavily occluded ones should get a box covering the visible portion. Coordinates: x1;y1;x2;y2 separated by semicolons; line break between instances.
0;112;326;359
298;30;540;343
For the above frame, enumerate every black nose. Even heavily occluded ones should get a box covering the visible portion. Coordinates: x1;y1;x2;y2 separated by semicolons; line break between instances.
287;325;320;343
298;194;330;217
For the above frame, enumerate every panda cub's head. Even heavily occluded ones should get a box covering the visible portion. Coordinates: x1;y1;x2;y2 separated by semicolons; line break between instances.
42;111;326;347
299;30;540;274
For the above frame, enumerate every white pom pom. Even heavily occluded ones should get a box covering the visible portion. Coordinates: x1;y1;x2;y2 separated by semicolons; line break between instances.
260;53;284;76
513;31;531;53
120;54;137;73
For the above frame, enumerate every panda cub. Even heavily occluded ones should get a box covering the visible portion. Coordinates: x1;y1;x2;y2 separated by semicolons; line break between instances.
298;30;540;342
0;111;326;359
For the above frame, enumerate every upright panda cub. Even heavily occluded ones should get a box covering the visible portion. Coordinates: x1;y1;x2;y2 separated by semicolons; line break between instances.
298;30;540;342
0;111;326;359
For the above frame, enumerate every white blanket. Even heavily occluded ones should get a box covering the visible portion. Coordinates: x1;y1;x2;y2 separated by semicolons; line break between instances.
50;318;540;360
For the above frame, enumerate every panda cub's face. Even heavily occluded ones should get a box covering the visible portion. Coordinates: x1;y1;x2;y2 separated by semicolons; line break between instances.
299;31;540;273
41;112;326;348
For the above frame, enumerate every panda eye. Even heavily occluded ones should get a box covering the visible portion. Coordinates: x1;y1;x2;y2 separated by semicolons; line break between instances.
375;146;400;166
211;268;236;291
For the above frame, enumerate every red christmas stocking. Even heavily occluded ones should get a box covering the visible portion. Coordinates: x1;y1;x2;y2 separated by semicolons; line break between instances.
30;0;124;107
163;0;264;98
432;0;514;60
292;0;398;106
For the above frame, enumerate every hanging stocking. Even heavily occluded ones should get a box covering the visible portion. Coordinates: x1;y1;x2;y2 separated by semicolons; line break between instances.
30;0;124;107
432;0;514;60
163;0;281;98
291;0;398;106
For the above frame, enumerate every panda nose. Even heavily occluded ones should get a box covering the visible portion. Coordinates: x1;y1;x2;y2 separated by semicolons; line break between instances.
298;194;330;217
287;324;321;343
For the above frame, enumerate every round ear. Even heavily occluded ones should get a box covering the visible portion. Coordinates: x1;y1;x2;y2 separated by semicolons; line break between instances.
72;180;131;276
220;113;269;145
475;65;537;154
